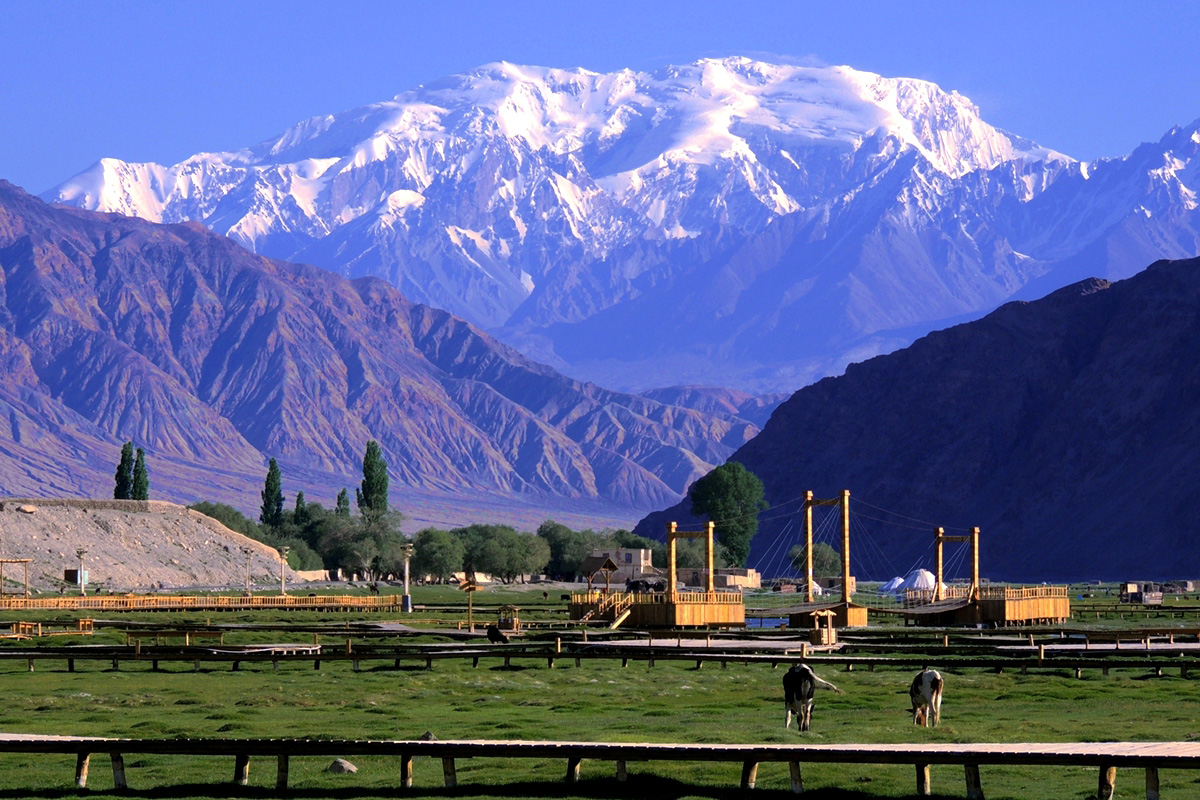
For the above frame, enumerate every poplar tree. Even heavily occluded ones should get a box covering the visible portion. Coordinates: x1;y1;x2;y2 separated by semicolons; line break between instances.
335;488;350;518
113;441;134;500
259;458;284;528
294;491;310;526
356;440;389;524
131;447;149;500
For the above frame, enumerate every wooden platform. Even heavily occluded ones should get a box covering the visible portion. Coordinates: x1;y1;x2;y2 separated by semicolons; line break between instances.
0;734;1194;796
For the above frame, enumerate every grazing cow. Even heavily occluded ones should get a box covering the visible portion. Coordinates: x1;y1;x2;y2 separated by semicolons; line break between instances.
486;624;510;644
783;663;843;732
909;668;944;727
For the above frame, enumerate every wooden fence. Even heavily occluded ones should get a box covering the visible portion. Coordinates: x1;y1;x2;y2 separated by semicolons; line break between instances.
0;734;1193;797
0;594;402;612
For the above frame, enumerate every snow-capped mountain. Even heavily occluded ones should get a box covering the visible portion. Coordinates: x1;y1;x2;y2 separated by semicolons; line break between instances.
46;58;1200;392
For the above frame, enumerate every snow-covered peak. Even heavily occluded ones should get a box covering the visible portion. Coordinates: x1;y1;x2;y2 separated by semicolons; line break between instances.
228;57;1069;179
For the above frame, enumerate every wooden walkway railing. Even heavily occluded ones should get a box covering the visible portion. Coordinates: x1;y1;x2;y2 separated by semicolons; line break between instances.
4;641;1200;680
0;594;402;612
0;734;1194;797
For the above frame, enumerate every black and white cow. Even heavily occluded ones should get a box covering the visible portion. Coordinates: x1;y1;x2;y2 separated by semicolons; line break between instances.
783;663;843;732
909;668;944;727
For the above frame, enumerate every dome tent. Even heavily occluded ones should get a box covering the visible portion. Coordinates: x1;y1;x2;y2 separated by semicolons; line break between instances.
880;576;904;592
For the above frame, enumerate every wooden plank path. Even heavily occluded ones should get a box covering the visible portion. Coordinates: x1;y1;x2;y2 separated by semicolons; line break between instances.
0;734;1196;797
5;640;1200;679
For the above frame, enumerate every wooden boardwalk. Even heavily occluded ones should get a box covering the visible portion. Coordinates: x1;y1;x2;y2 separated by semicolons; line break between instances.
0;734;1195;797
4;639;1200;679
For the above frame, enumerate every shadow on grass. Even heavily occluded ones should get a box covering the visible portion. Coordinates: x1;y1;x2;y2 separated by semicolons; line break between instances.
0;776;956;800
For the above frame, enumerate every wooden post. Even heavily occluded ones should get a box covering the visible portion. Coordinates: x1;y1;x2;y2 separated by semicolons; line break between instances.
805;491;814;602
705;520;715;594
110;753;128;790
934;528;944;602
74;753;90;788
741;761;759;790
840;490;851;604
616;760;627;782
1146;766;1160;800
442;757;457;788
970;527;980;602
234;754;250;785
401;755;413;788
566;757;582;782
276;754;289;792
964;764;983;800
789;761;803;793
915;763;931;795
1097;765;1117;800
667;522;678;595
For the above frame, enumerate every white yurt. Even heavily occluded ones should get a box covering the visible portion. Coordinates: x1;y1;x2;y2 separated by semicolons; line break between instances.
880;576;904;593
893;569;947;599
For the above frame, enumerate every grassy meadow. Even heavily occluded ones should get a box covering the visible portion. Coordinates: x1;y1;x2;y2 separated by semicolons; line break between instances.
1;585;1198;798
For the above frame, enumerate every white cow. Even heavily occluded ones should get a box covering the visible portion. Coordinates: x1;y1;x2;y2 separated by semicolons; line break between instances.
783;663;843;732
909;668;944;727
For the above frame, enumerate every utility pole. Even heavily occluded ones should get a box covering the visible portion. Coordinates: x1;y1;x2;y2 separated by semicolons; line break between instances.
401;541;414;613
279;546;290;596
242;548;252;594
76;548;87;596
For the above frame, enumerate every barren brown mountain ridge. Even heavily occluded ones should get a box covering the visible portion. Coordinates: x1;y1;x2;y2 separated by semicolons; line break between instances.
0;182;777;526
638;256;1200;581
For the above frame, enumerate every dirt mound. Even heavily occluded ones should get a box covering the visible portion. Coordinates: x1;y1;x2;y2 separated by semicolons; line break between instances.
0;499;292;593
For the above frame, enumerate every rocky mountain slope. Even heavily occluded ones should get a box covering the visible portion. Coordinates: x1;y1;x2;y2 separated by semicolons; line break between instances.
0;499;286;592
635;255;1200;581
0;182;763;516
46;58;1200;393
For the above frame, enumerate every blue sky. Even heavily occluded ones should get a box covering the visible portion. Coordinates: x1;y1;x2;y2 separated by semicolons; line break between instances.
4;0;1199;194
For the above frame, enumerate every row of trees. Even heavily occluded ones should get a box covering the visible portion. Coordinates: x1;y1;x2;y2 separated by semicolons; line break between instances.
194;440;406;578
191;439;773;582
113;441;149;500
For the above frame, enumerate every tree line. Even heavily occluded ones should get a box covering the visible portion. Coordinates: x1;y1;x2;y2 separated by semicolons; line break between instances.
179;441;771;583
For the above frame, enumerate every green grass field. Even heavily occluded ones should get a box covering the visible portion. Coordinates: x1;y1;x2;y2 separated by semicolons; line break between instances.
1;584;1198;798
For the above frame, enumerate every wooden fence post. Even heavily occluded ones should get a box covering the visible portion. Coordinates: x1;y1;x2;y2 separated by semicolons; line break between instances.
401;754;413;788
964;764;983;799
276;754;289;792
442;757;457;788
915;763;931;795
740;761;758;789
1097;765;1117;800
74;753;90;788
1145;766;1160;800
567;757;582;782
110;753;128;790
234;754;250;785
789;761;803;793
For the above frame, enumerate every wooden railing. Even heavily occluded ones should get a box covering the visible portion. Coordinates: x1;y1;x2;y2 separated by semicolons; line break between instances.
902;585;1068;607
571;591;743;607
0;594;403;612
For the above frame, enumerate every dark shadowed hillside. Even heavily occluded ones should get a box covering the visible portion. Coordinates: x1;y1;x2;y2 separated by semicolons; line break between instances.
637;257;1200;581
0;182;761;521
